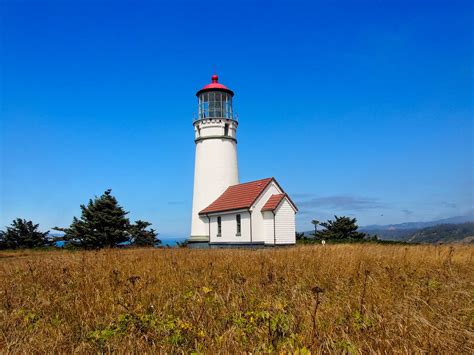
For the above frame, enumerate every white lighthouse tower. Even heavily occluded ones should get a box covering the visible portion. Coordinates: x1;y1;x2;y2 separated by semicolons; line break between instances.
189;75;239;243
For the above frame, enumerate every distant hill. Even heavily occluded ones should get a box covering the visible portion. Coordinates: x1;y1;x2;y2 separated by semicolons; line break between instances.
361;212;474;231
359;228;418;241
406;223;474;244
359;213;474;241
302;213;474;243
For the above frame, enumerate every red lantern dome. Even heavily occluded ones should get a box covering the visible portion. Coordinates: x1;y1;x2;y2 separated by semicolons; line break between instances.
196;74;234;97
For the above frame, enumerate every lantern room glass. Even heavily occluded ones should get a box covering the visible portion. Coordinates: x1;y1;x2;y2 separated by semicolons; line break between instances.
198;91;233;119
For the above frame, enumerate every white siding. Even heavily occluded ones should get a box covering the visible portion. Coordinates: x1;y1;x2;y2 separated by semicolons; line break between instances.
274;199;296;244
208;211;251;243
262;211;274;244
250;181;283;243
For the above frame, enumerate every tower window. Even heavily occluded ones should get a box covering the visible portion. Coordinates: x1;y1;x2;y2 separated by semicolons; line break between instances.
236;214;241;235
198;91;232;119
217;216;222;236
224;123;229;136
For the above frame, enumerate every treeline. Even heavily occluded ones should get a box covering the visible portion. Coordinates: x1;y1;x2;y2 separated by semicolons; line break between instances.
0;190;160;250
297;216;380;243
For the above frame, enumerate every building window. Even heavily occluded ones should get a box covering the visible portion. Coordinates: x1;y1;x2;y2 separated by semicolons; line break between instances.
217;216;222;236
224;123;229;136
236;214;241;236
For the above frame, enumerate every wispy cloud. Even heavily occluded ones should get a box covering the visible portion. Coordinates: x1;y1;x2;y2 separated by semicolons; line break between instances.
296;195;384;211
402;209;414;216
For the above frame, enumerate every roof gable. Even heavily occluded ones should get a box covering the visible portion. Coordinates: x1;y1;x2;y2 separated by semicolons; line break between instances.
261;193;298;213
199;178;273;215
261;194;286;212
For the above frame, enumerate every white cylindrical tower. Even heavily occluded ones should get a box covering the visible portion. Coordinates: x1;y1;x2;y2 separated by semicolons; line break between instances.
189;75;239;242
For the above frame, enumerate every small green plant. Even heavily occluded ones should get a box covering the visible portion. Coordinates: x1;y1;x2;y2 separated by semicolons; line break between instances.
88;329;117;347
335;339;358;354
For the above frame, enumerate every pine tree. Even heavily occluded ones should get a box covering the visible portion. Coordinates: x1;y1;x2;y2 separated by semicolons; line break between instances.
129;220;160;247
317;216;366;240
55;189;130;249
311;219;320;237
0;219;51;249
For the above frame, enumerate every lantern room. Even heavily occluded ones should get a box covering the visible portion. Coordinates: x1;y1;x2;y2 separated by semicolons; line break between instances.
196;75;235;120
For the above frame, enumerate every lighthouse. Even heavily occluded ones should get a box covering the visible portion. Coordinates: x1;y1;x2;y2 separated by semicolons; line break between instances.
189;75;239;242
189;75;298;247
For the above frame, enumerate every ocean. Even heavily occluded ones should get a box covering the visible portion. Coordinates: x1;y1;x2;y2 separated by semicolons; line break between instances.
54;237;188;248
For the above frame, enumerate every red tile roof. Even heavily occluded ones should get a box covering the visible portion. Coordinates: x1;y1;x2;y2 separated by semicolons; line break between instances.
199;178;274;215
261;194;286;212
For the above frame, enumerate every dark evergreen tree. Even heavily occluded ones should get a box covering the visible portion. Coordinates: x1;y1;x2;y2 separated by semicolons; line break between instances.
295;231;305;240
317;216;366;240
0;219;51;249
176;240;189;248
54;189;130;249
129;220;160;247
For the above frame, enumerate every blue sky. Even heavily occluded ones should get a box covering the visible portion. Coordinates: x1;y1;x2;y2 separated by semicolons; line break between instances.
1;0;472;238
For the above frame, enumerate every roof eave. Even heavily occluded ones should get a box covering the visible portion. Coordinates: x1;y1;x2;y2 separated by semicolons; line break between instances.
199;207;250;216
196;87;234;97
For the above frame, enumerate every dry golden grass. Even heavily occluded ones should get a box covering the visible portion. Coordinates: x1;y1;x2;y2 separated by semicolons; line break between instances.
1;244;473;353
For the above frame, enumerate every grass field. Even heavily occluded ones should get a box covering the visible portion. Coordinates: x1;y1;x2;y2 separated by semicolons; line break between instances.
1;245;473;353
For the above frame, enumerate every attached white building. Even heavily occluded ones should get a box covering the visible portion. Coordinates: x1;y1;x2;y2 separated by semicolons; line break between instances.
189;75;297;247
199;177;298;246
